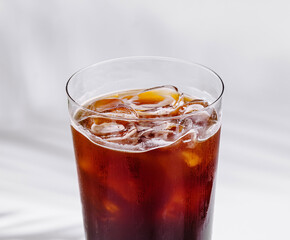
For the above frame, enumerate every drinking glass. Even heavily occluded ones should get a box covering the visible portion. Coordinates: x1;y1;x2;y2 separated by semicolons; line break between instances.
66;56;224;240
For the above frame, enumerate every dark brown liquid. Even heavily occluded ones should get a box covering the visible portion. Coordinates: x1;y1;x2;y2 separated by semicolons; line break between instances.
71;86;221;240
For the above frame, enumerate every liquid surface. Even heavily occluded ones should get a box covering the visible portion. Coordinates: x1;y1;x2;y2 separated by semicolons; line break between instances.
74;85;219;151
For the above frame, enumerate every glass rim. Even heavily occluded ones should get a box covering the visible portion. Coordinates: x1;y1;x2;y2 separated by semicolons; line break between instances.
66;56;224;121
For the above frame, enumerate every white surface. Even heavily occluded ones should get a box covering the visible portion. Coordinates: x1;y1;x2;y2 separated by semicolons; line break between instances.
1;1;290;239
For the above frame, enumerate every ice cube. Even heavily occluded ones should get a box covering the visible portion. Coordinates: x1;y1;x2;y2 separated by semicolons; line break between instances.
78;112;138;145
197;108;220;141
76;98;138;135
91;122;125;136
104;124;138;144
125;85;184;118
102;105;138;119
78;156;92;173
207;107;218;125
137;120;182;143
103;200;120;214
107;178;139;203
133;85;180;106
179;118;193;131
100;199;121;221
180;129;197;148
161;190;185;220
87;98;124;112
76;98;142;145
183;103;204;114
182;151;201;167
176;99;207;115
86;98;138;118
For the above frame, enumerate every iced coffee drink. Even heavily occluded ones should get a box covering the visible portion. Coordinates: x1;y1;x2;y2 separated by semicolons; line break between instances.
67;57;223;240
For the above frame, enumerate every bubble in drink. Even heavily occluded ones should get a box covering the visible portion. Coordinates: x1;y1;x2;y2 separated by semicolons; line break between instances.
71;85;221;240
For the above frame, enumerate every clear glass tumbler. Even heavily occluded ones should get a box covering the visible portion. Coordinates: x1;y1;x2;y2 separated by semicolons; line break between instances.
66;57;224;240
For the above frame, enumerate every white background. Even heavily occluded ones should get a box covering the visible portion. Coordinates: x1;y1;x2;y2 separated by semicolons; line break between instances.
0;1;290;239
